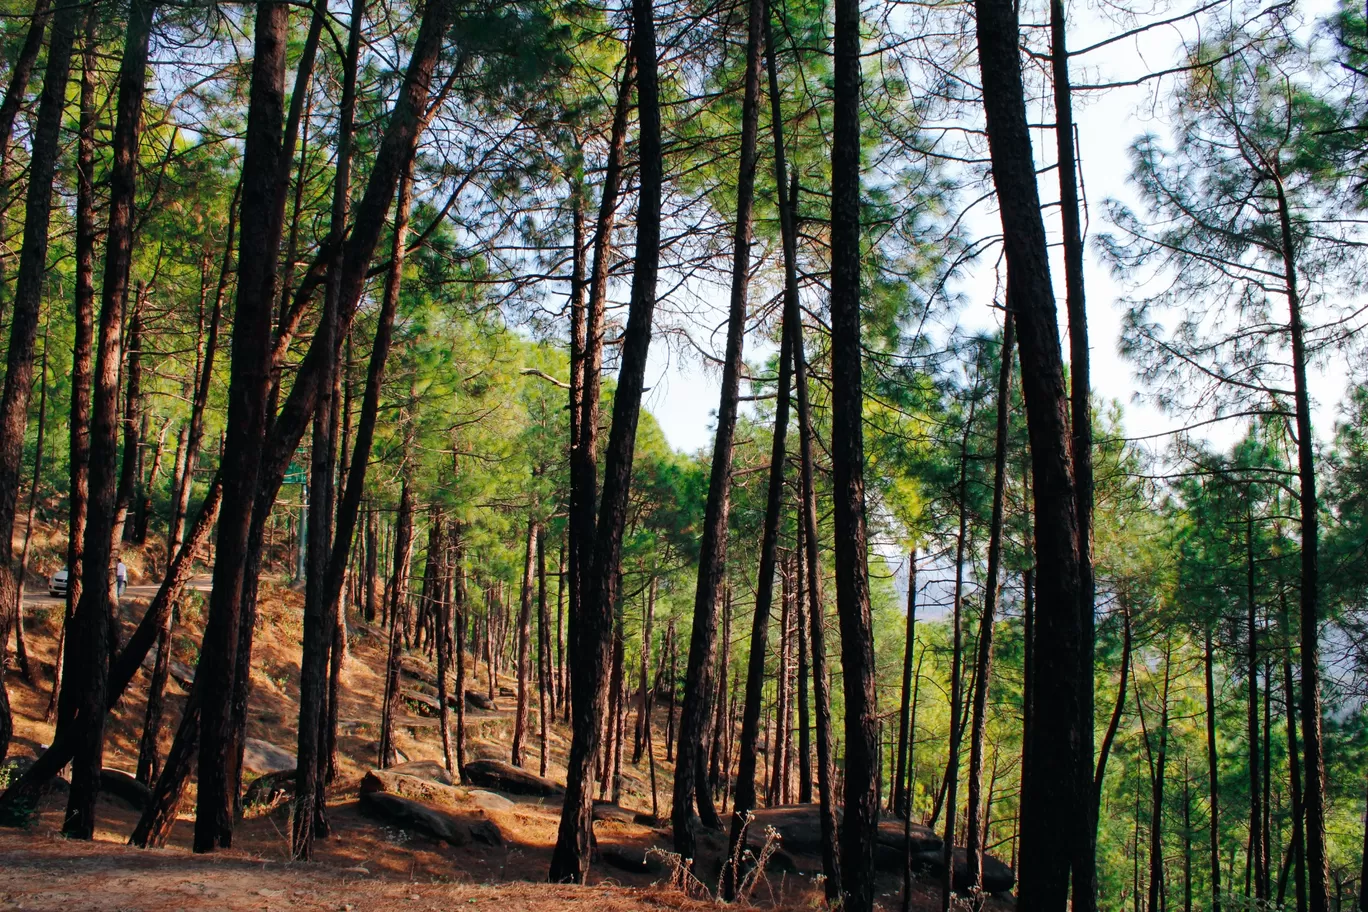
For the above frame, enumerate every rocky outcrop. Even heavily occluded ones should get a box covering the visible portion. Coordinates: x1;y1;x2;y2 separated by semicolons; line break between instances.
358;791;503;848
242;738;295;775
461;760;563;797
909;846;1016;895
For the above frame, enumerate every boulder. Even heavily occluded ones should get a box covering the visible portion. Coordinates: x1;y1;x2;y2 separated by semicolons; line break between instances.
599;848;668;877
402;691;441;718
462;759;563;797
469;790;515;813
497;686;516;698
908;846;1015;895
243;769;296;809
242;738;296;775
360;769;464;809
592;801;638;825
99;768;150;811
390;760;456;786
465;690;496;711
358;791;503;847
744;805;943;860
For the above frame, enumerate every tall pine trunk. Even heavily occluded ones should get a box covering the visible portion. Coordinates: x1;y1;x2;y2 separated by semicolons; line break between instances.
672;0;761;849
967;313;1016;889
513;518;537;767
831;0;880;907
549;0;660;882
973;0;1087;902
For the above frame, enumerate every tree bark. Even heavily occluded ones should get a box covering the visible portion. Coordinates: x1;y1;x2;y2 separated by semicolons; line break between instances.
973;0;1087;902
549;0;660;882
967;313;1016;890
1095;604;1132;801
184;0;290;854
831;0;880;907
0;0;80;764
536;528;551;777
1246;515;1267;900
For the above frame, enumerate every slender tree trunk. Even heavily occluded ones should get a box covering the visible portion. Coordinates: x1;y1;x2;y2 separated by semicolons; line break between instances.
766;3;840;894
894;555;918;818
974;0;1087;901
1278;589;1308;912
673;0;761;848
967;313;1017;890
292;0;362;858
60;0;158;836
536;528;551;777
1246;515;1267;899
938;396;977;906
1096;605;1132;801
378;481;414;768
549;0;660;883
568;47;634;682
1051;0;1098;904
513;517;537;768
710;587;733;800
796;532;812;805
1205;628;1223;912
453;541;468;777
1271;171;1331;912
111;298;144;553
0;0;80;764
11;333;49;683
1146;637;1173;912
633;576;655;763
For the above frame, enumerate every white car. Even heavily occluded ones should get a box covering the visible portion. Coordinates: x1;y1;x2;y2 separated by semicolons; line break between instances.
48;568;68;597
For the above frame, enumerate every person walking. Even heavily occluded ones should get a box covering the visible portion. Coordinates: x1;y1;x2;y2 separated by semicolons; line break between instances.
116;559;127;598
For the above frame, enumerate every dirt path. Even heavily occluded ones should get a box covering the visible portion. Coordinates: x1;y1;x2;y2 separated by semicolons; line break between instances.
0;831;714;912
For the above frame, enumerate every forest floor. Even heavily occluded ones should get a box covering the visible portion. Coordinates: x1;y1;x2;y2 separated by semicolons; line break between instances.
2;527;1014;910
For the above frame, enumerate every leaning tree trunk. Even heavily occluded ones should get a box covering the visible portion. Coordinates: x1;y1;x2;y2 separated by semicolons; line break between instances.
0;0;80;765
110;301;145;551
1147;637;1174;912
61;0;158;838
966;314;1016;891
973;0;1087;902
671;0;760;837
549;0;660;883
